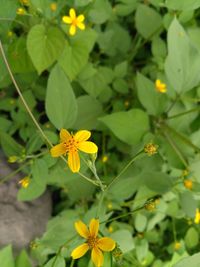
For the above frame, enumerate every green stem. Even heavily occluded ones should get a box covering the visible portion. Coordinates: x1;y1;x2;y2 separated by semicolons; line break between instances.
0;41;53;148
0;161;30;185
78;171;99;187
107;150;144;190
167;107;200;120
69;259;75;267
100;206;143;225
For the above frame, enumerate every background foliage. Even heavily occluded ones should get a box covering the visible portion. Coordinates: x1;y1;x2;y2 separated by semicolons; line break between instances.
1;0;200;266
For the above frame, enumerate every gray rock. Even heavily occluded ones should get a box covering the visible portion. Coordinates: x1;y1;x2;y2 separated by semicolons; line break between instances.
0;152;52;253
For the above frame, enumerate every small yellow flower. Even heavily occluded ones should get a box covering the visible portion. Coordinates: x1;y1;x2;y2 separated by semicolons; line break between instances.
62;8;85;36
194;208;200;224
184;179;193;190
8;155;18;163
102;155;108;163
107;202;113;210
16;7;26;15
108;226;113;233
50;2;57;11
71;218;116;267
124;100;130;107
174;242;181;250
20;0;29;6
144;142;158;156
30;241;38;249
145;198;157;211
155;79;167;93
18;177;30;188
7;31;13;38
50;129;98;173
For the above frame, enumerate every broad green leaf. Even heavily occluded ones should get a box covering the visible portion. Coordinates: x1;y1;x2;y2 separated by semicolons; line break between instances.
45;64;78;129
136;72;168;115
0;0;17;34
135;213;147;232
173;252;200;267
75;0;92;6
165;18;200;93
136;239;148;262
59;29;97;81
185;227;199;249
135;4;162;39
111;230;134;253
151;36;167;58
27;24;65;74
114;61;128;78
89;0;112;24
8;37;35;73
0;131;24;157
31;158;48;186
141;171;173;193
115;0;138;16
73;95;103;130
0;117;12;131
180;191;197;217
166;0;200;11
15;250;32;267
44;256;65;267
0;246;15;267
99;109;149;145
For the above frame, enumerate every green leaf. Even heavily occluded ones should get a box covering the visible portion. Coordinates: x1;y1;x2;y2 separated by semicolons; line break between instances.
0;131;24;157
89;0;112;24
32;158;48;186
135;4;162;39
180;191;197;217
0;0;17;34
165;18;200;93
45;64;78;129
166;0;200;11
136;72;168;115
185;227;199;249
173;252;200;267
15;250;32;267
111;230;134;253
0;246;15;267
73;95;103;130
135;213;147;232
44;256;65;267
27;24;65;74
59;29;97;81
99;109;149;145
115;0;138;16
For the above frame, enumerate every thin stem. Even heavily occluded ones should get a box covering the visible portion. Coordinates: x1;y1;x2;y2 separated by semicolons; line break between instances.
107;150;144;190
0;41;53;148
167;107;200;120
0;17;27;28
0;161;30;185
78;171;99;186
166;93;181;114
69;259;75;267
100;206;143;224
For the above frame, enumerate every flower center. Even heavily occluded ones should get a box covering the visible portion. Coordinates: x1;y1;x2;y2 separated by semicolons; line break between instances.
72;18;78;26
87;236;98;249
63;136;79;153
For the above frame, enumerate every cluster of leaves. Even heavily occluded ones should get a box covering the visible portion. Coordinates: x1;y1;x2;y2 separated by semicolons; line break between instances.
1;0;200;266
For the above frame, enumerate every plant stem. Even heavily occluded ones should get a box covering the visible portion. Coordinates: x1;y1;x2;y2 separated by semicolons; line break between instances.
0;41;53;148
69;259;75;267
78;171;99;186
167;107;200;120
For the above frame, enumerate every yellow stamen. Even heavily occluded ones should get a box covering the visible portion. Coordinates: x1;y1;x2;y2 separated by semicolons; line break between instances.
144;143;158;156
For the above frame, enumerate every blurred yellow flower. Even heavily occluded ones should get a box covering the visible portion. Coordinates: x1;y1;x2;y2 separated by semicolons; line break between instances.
18;177;30;188
50;129;98;173
7;31;13;38
71;218;116;267
62;8;85;36
184;179;193;190
155;79;167;93
8;155;18;163
194;208;200;224
50;2;57;11
20;0;29;5
174;241;181;250
16;7;26;15
144;142;158;156
102;155;108;163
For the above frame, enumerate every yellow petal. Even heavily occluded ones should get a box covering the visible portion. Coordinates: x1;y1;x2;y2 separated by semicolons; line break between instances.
69;25;76;36
68;151;80;172
71;243;89;259
77;14;85;22
78;141;98;154
75;220;90;239
62;16;72;24
91;247;104;267
97;237;116;251
69;8;76;19
50;143;66;157
74;130;91;142
60;128;71;142
89;218;99;238
77;22;85;30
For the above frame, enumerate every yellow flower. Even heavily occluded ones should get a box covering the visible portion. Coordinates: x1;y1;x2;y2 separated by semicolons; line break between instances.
174;242;181;250
155;79;167;93
71;218;116;267
20;0;29;6
144;142;158;156
16;7;26;15
62;8;85;36
8;155;18;163
194;208;200;224
18;177;30;188
50;2;57;12
50;129;98;173
102;155;108;163
7;31;13;38
184;179;193;190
